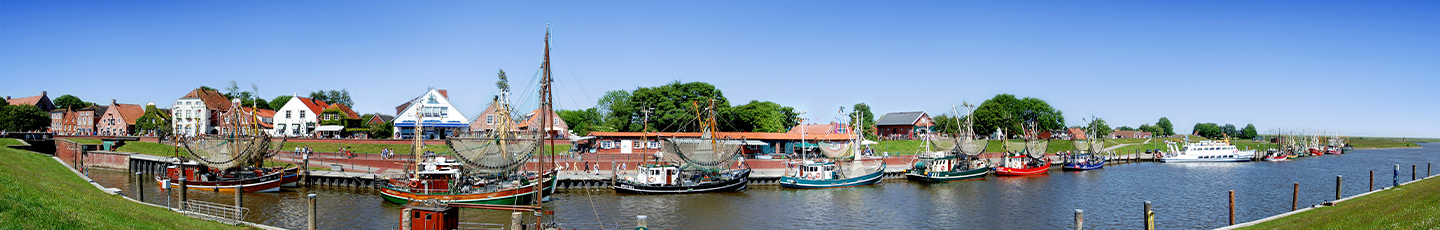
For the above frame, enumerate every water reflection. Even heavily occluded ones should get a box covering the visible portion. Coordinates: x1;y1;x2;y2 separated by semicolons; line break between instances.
90;144;1437;229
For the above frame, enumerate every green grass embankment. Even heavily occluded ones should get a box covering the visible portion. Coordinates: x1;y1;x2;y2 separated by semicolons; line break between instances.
62;138;103;144
0;138;22;146
0;147;247;229
1240;175;1440;229
1347;139;1421;149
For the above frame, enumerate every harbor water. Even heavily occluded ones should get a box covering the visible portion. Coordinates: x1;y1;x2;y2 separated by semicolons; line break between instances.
92;144;1438;229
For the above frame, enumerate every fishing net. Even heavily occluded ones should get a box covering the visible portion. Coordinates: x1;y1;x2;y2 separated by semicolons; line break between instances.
818;141;855;158
447;137;539;173
661;138;742;171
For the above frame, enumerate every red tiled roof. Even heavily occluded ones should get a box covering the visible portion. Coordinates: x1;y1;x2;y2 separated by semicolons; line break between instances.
112;103;146;125
786;124;853;136
181;89;232;111
6;95;45;106
325;103;360;119
295;97;328;116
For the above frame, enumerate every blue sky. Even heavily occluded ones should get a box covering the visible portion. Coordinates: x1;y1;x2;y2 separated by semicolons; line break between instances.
2;1;1436;137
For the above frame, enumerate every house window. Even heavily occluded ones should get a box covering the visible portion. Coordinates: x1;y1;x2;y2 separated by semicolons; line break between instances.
286;111;292;119
486;115;494;125
299;111;305;119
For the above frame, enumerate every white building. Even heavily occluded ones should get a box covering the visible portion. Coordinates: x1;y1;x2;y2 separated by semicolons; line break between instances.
271;95;331;137
170;88;231;137
393;89;469;139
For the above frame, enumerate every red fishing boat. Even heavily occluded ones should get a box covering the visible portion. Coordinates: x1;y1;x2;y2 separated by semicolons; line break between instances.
1308;148;1324;156
995;155;1051;176
159;163;299;193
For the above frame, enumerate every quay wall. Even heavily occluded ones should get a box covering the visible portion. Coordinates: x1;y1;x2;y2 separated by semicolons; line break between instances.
85;151;132;170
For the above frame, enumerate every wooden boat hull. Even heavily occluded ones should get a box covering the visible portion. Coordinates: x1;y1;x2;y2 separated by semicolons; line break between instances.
380;173;557;205
904;167;989;183
780;165;886;189
1263;155;1289;162
995;161;1050;176
157;168;299;193
614;169;750;194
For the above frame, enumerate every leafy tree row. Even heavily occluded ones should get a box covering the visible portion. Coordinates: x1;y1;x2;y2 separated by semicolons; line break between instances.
0;100;48;132
559;81;799;135
971;94;1065;138
1191;123;1258;139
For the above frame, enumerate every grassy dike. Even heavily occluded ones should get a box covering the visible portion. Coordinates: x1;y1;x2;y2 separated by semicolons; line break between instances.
1239;175;1440;229
0;147;247;229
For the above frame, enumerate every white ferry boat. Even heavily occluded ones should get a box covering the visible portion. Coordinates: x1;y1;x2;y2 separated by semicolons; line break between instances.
1160;140;1256;163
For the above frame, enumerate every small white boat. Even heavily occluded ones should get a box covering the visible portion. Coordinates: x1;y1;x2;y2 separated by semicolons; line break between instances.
1160;140;1255;163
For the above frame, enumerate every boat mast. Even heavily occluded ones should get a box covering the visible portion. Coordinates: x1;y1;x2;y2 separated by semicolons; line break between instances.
535;25;552;226
413;102;423;181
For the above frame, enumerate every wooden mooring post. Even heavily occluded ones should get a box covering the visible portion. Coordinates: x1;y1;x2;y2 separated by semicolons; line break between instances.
1074;209;1083;230
179;176;188;210
1296;182;1307;211
1335;175;1342;201
234;185;244;221
1228;190;1235;226
1413;165;1417;181
308;194;317;230
1370;171;1374;191
1143;201;1154;230
134;172;144;202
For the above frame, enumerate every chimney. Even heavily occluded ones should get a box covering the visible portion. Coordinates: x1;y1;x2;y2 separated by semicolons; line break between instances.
437;89;448;98
112;99;117;105
41;91;47;97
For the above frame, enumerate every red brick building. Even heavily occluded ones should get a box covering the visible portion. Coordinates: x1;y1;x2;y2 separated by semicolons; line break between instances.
874;111;933;140
4;91;55;111
97;100;145;136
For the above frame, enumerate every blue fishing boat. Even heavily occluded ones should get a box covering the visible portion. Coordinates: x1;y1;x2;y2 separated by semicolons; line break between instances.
780;160;885;189
1060;153;1104;171
779;108;886;189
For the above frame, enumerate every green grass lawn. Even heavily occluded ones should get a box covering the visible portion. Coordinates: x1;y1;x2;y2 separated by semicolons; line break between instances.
0;147;248;229
116;141;185;156
1347;139;1421;149
1240;176;1440;229
0;138;22;146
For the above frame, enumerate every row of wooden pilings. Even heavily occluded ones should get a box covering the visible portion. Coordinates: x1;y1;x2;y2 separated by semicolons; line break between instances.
1069;162;1432;230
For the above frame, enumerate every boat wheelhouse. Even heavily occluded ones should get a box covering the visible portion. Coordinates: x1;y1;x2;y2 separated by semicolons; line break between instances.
1160;140;1255;163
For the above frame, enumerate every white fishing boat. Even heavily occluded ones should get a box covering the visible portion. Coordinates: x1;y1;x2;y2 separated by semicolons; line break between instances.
1159;140;1255;163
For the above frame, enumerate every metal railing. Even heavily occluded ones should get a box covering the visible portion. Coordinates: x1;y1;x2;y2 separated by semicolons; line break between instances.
181;199;248;224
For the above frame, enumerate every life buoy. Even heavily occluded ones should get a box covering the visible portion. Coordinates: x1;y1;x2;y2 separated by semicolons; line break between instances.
647;177;657;183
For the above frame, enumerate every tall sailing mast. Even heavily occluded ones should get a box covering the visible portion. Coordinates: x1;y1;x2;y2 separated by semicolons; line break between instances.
534;24;553;226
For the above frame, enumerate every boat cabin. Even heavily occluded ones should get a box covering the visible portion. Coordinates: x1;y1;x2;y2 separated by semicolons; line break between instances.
792;161;837;180
410;157;461;193
634;164;680;186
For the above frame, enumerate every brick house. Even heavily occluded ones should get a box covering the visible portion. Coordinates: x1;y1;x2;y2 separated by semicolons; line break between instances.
97;99;146;136
519;108;569;139
366;114;394;126
5;91;55;111
50;105;106;135
1111;130;1152;139
469;102;513;134
874;111;933;140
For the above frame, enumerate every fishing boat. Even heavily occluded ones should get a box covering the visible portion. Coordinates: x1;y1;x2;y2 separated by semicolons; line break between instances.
158;98;298;193
1062;118;1106;171
995;120;1052;176
381;34;558;204
1261;149;1289;162
780;108;886;189
614;99;752;194
906;104;991;182
1159;140;1255;163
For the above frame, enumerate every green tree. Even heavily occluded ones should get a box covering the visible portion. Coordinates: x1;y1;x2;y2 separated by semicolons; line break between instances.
972;94;1065;139
1117;126;1135;131
1241;124;1258;139
559;108;605;136
720;100;798;133
1157;117;1174;136
625;81;729;132
0;104;49;132
1088;118;1112;137
308;89;353;107
269;95;294;110
932;114;958;134
133;104;172;138
596;90;635;132
1138;124;1162;134
1222;124;1238;138
368;120;393;139
53;94;92;110
1192;123;1222;139
849;103;877;139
